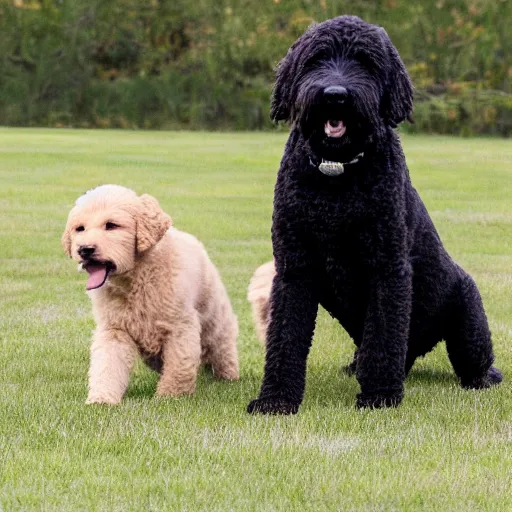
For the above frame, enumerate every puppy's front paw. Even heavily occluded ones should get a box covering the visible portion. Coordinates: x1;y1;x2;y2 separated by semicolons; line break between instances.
86;394;121;405
356;391;403;409
156;381;196;397
461;366;503;390
247;397;300;415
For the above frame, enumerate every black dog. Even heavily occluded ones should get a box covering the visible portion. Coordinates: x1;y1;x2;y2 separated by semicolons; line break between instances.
248;15;502;414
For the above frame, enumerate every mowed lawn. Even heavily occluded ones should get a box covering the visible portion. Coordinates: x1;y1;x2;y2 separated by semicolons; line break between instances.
0;128;511;511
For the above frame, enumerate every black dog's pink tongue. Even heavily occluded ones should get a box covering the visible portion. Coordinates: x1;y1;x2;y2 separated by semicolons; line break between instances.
84;263;109;290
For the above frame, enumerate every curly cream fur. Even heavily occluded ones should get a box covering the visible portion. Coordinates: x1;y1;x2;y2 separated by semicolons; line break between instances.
63;185;239;404
247;260;276;343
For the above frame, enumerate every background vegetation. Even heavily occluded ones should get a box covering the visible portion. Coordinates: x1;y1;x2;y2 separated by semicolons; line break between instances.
0;0;511;135
1;129;511;510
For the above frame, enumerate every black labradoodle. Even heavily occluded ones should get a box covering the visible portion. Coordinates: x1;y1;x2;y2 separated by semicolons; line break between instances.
248;15;502;414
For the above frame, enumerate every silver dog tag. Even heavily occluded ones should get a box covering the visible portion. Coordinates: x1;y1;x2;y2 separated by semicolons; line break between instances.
319;160;345;176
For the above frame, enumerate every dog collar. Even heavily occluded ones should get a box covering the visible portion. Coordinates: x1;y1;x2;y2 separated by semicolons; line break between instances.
314;152;364;176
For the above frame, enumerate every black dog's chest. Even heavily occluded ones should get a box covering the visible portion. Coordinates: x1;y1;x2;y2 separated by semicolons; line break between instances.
305;193;371;326
300;184;371;246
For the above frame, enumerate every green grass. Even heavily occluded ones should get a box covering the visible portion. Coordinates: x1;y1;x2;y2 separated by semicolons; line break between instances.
1;128;511;511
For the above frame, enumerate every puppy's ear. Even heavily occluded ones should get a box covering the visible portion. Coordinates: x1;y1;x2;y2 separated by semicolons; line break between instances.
136;194;172;254
379;28;413;128
61;229;72;257
61;220;72;258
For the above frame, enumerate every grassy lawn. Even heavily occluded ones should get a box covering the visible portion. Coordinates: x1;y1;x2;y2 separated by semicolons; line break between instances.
1;128;511;511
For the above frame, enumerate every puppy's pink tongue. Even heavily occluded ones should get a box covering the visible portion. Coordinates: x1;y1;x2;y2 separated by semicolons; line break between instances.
84;263;109;290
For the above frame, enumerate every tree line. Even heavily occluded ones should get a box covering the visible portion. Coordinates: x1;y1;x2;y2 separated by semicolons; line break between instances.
1;0;511;135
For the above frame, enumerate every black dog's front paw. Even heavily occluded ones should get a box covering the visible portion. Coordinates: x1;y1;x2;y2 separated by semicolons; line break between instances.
461;366;503;390
356;390;404;409
247;397;300;415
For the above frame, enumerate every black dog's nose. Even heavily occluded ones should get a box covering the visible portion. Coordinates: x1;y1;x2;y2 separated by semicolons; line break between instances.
78;245;96;259
324;85;348;102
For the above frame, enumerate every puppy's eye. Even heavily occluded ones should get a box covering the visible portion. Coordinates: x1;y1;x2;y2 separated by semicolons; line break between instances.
75;226;85;232
105;222;119;230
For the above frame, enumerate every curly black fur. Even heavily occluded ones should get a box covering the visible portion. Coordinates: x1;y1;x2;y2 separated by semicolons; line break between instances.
248;15;501;414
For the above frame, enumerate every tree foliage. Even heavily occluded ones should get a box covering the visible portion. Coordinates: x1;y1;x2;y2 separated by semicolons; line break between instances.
0;0;511;134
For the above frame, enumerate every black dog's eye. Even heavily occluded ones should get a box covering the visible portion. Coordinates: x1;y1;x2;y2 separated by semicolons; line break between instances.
75;225;85;232
105;222;119;230
354;51;379;74
305;51;330;69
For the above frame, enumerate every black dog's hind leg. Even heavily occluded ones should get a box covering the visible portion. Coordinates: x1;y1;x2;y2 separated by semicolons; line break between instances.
247;274;319;415
356;261;413;408
341;348;359;376
342;357;357;376
445;275;502;389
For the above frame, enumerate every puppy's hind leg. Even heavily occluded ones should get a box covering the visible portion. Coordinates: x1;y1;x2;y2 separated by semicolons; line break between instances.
87;329;138;405
247;260;276;343
201;305;240;381
445;275;502;389
156;312;202;397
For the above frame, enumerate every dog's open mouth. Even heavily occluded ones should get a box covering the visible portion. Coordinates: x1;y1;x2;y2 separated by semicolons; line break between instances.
324;119;346;138
82;260;116;290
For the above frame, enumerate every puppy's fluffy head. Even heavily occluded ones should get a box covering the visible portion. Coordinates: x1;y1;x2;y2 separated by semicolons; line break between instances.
62;185;172;290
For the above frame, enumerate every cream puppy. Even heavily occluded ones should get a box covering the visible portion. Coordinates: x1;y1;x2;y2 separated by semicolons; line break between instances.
62;185;239;404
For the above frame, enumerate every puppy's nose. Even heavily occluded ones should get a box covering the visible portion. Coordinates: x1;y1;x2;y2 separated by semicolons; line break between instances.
78;245;96;259
324;86;348;102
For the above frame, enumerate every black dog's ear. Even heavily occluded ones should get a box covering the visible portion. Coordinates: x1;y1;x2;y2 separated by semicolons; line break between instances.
270;54;292;123
378;28;413;128
270;40;302;123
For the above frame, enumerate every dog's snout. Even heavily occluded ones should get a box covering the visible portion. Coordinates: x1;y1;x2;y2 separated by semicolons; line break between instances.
78;245;96;259
323;85;348;102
